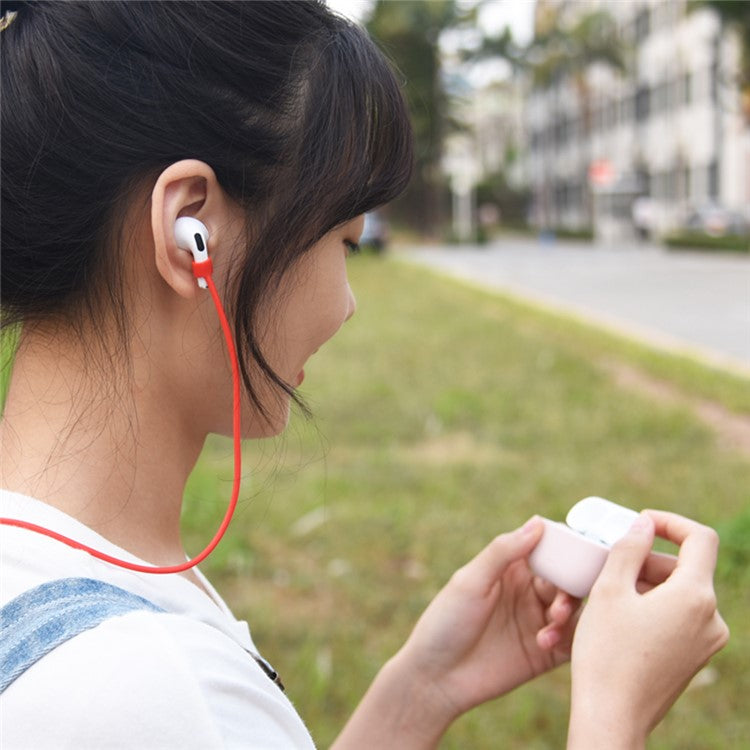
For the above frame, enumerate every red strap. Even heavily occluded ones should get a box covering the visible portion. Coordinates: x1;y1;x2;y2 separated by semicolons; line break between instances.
192;258;213;278
0;270;242;575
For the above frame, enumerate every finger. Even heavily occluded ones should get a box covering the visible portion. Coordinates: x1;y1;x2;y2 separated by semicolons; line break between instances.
644;510;720;582
537;605;581;654
547;590;579;626
639;551;678;586
595;513;654;589
532;576;558;607
456;517;544;595
536;622;562;651
533;579;577;626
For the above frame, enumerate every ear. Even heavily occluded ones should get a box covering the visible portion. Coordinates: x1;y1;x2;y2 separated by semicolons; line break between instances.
151;160;229;298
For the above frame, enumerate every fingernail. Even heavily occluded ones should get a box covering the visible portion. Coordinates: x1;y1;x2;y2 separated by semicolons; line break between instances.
541;628;561;650
521;516;541;536
630;513;651;532
553;598;572;619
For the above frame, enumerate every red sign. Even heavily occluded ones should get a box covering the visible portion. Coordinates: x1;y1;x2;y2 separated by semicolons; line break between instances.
588;159;615;187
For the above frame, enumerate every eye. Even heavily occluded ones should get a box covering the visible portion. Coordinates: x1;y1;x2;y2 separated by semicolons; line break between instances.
344;239;361;256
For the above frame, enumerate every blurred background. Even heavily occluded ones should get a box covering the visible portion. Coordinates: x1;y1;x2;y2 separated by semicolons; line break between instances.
331;0;750;251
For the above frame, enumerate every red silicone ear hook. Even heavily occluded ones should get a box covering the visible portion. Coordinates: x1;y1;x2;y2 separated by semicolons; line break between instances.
1;263;243;574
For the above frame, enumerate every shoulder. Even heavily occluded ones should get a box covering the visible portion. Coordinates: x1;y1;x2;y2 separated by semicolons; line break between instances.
2;610;314;749
2;611;224;748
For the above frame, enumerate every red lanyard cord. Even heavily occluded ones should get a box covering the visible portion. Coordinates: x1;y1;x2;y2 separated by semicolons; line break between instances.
0;261;242;574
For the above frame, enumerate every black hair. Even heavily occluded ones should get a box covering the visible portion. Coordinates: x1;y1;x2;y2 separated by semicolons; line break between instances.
1;0;413;417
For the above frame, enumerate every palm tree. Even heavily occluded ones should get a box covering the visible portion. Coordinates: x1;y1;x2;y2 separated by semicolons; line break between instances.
692;0;750;124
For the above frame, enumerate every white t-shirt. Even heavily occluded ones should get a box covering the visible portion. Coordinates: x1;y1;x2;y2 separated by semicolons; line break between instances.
0;490;316;749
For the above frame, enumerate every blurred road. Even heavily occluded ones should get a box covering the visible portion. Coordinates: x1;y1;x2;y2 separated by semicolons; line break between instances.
400;237;750;376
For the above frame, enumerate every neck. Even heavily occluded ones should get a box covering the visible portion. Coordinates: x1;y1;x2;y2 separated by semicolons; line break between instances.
0;322;206;566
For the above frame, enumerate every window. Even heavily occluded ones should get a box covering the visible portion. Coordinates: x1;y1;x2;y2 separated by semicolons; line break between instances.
668;79;680;111
652;172;664;200
636;168;651;197
619;94;633;123
570;182;583;208
544;122;555;148
635;8;650;40
682;72;691;106
635;85;650;121
554;181;567;212
569;117;581;142
609;99;619;128
666;170;677;200
681;166;691;200
708;161;719;199
653;82;668;114
711;61;719;103
555;117;569;145
593;104;605;132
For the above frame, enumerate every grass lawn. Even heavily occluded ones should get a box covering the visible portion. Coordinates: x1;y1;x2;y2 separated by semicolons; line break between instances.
180;254;749;749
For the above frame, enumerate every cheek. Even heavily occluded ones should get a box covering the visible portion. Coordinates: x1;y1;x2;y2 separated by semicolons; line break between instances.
289;275;350;346
258;257;352;377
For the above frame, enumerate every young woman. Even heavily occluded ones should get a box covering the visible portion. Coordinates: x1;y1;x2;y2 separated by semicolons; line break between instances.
0;2;728;748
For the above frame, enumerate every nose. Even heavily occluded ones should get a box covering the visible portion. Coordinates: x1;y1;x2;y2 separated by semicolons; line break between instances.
345;286;357;322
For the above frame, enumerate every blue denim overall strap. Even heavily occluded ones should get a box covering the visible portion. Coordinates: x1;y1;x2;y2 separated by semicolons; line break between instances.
0;577;165;693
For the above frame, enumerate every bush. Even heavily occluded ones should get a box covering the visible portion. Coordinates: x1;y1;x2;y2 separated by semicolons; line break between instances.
551;226;595;242
663;231;750;253
498;221;535;235
475;171;531;226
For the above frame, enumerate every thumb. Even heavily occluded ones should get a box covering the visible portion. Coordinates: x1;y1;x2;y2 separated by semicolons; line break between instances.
595;513;655;591
461;517;544;595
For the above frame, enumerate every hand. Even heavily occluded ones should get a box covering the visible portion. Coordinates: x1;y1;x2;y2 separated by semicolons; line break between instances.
395;517;579;722
333;517;579;750
568;511;730;749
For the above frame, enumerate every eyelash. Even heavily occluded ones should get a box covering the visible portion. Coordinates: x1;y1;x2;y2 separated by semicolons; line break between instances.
344;240;361;256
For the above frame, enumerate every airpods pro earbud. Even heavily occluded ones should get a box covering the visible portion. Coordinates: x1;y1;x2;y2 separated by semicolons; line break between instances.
174;217;210;289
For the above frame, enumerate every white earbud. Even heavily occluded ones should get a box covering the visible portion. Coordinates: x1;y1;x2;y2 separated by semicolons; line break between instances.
174;217;210;289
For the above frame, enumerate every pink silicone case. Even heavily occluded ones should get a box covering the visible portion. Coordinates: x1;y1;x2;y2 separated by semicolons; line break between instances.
528;519;610;599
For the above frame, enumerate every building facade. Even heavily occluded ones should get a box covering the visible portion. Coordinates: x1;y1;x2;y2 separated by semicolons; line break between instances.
524;0;749;240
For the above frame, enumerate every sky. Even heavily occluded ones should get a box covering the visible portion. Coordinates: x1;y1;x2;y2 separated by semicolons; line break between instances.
326;0;536;45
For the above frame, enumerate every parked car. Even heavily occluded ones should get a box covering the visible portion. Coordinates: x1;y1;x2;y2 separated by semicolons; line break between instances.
359;212;388;252
681;204;748;237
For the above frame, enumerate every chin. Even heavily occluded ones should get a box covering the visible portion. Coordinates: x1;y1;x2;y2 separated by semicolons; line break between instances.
246;415;290;439
213;381;294;439
243;399;292;439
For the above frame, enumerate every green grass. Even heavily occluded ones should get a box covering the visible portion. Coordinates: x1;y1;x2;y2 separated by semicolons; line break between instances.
3;256;748;747
0;325;20;414
179;256;749;748
430;268;750;417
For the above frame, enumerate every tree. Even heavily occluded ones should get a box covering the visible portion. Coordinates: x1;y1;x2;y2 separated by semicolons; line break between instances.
366;0;474;234
693;0;750;124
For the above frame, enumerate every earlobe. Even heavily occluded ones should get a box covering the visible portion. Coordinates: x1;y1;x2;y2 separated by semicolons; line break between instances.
150;160;223;299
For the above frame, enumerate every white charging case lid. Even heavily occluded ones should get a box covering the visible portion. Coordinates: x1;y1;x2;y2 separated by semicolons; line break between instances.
566;496;639;547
